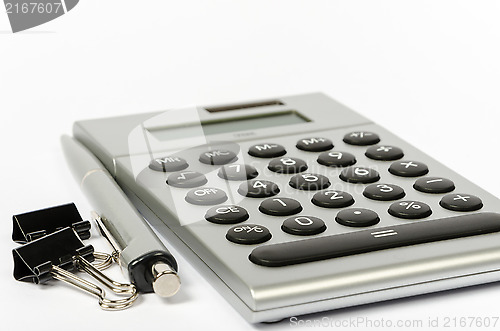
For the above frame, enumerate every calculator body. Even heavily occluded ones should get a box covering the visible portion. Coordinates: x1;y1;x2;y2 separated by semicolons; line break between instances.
72;93;500;323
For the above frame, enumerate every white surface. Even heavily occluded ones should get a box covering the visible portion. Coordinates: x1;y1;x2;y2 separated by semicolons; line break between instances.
1;1;500;330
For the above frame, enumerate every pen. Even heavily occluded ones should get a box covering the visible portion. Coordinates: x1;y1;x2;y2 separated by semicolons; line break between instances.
61;135;181;297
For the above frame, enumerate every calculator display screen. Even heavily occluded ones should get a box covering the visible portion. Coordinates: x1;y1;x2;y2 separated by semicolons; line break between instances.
148;111;310;141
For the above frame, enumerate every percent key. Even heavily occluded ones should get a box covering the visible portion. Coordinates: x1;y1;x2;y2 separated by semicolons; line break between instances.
388;200;432;219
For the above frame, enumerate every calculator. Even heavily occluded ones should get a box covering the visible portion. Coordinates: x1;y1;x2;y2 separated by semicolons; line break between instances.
71;93;500;323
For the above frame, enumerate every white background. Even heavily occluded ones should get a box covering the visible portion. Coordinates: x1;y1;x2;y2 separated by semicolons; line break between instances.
1;1;500;330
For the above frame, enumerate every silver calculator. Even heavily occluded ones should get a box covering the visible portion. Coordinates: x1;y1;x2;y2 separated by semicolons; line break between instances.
72;93;500;323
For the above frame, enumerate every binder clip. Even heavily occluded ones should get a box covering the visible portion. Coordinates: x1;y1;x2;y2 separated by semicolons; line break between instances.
13;227;138;310
12;203;91;243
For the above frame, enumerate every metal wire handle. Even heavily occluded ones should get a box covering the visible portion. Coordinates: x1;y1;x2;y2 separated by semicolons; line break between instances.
92;251;114;270
51;255;138;310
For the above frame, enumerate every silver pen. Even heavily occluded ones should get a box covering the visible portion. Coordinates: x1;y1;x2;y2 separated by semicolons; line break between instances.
61;135;181;297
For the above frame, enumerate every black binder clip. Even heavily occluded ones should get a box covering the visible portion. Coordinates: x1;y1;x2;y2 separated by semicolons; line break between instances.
12;203;91;243
13;227;138;310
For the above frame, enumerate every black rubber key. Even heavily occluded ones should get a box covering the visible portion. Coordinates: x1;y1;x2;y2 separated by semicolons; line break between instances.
388;200;432;219
185;187;228;205
414;177;455;194
248;143;286;158
340;167;380;184
296;137;333;152
199;149;238;165
227;224;272;245
289;173;330;190
259;197;302;216
365;145;404;161
311;190;355;208
218;164;258;181
317;151;356;168
281;216;326;236
389;160;429;177
343;131;380;145
205;205;249;224
268;157;308;174
363;184;406;201
249;212;500;267
167;171;208;188
440;193;483;212
335;208;380;227
238;180;280;198
149;156;188;172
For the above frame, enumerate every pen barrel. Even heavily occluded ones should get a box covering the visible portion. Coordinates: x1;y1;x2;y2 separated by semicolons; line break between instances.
81;170;178;292
61;135;178;293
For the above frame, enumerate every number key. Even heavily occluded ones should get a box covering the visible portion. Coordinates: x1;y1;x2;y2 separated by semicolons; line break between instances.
281;216;326;236
238;180;280;198
317;151;356;167
289;173;330;190
311;190;355;208
218;164;258;181
363;183;406;201
259;197;302;216
339;167;380;184
268;157;308;174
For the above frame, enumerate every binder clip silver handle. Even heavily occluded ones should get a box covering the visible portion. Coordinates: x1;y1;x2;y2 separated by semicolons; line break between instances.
92;251;114;271
13;228;138;310
51;255;138;310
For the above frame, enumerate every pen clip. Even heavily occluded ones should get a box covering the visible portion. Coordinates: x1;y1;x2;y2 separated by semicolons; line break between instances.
91;211;122;266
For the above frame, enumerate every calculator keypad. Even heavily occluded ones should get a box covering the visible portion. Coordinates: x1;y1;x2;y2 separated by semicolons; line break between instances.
150;128;492;263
